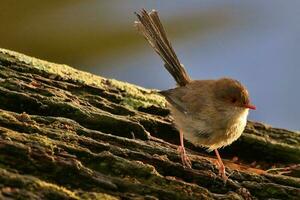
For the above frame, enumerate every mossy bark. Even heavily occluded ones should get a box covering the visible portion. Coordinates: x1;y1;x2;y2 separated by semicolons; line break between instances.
0;48;299;200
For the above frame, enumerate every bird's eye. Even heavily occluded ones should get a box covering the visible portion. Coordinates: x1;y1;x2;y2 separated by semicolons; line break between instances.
231;98;237;103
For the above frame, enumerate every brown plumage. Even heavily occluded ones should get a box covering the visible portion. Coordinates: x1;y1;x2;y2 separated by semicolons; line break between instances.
135;9;255;181
134;9;191;86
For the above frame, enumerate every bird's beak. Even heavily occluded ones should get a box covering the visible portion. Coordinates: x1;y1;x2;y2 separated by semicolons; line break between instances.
244;104;256;110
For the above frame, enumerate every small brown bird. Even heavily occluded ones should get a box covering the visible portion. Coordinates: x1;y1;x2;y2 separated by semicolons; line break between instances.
134;9;256;180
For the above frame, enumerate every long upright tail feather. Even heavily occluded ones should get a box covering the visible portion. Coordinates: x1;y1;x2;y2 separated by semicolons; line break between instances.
134;9;192;86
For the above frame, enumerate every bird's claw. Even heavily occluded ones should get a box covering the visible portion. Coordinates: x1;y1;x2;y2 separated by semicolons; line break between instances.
177;146;192;168
215;160;228;182
219;165;228;182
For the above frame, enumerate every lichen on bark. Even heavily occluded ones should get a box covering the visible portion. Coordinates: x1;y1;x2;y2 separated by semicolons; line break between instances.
0;48;299;199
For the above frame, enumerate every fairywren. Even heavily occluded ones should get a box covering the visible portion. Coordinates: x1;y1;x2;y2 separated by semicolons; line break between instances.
134;9;256;180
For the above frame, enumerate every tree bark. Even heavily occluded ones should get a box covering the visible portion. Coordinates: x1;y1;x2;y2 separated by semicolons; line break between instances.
0;48;299;200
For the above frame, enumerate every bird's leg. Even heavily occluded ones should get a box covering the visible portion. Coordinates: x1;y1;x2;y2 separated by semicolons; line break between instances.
214;149;228;181
177;130;192;168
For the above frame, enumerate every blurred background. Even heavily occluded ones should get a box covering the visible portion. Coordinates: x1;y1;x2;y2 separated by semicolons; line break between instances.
0;0;299;130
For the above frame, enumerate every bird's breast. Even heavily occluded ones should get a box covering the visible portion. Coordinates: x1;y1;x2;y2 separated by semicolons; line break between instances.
206;108;249;150
168;102;249;150
223;109;248;144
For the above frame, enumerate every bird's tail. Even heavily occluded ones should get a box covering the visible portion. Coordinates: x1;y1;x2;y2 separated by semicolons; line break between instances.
134;9;191;86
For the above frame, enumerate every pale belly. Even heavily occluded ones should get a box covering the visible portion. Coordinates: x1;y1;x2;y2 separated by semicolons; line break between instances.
170;105;249;151
205;112;248;151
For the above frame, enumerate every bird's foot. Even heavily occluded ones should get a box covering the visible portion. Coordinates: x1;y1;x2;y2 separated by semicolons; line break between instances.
177;145;192;168
215;161;228;182
214;149;229;182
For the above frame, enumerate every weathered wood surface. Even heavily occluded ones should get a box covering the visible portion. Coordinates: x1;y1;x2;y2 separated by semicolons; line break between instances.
0;48;299;200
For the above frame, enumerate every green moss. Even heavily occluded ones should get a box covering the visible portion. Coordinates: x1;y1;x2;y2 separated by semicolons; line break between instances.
0;168;80;199
0;48;166;110
258;183;290;198
121;97;149;109
107;79;165;109
35;180;79;199
29;134;57;154
79;192;119;200
0;48;104;89
0;110;18;123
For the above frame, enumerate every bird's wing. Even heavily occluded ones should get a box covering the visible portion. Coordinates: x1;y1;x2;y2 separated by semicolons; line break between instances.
160;80;215;115
159;88;188;114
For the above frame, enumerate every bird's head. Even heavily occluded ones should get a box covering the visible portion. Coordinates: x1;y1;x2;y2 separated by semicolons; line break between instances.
214;78;256;110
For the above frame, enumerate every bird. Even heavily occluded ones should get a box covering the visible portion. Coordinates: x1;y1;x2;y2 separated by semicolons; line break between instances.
134;9;256;180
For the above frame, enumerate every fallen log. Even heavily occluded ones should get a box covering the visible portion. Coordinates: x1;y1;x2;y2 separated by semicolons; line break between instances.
0;48;299;199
